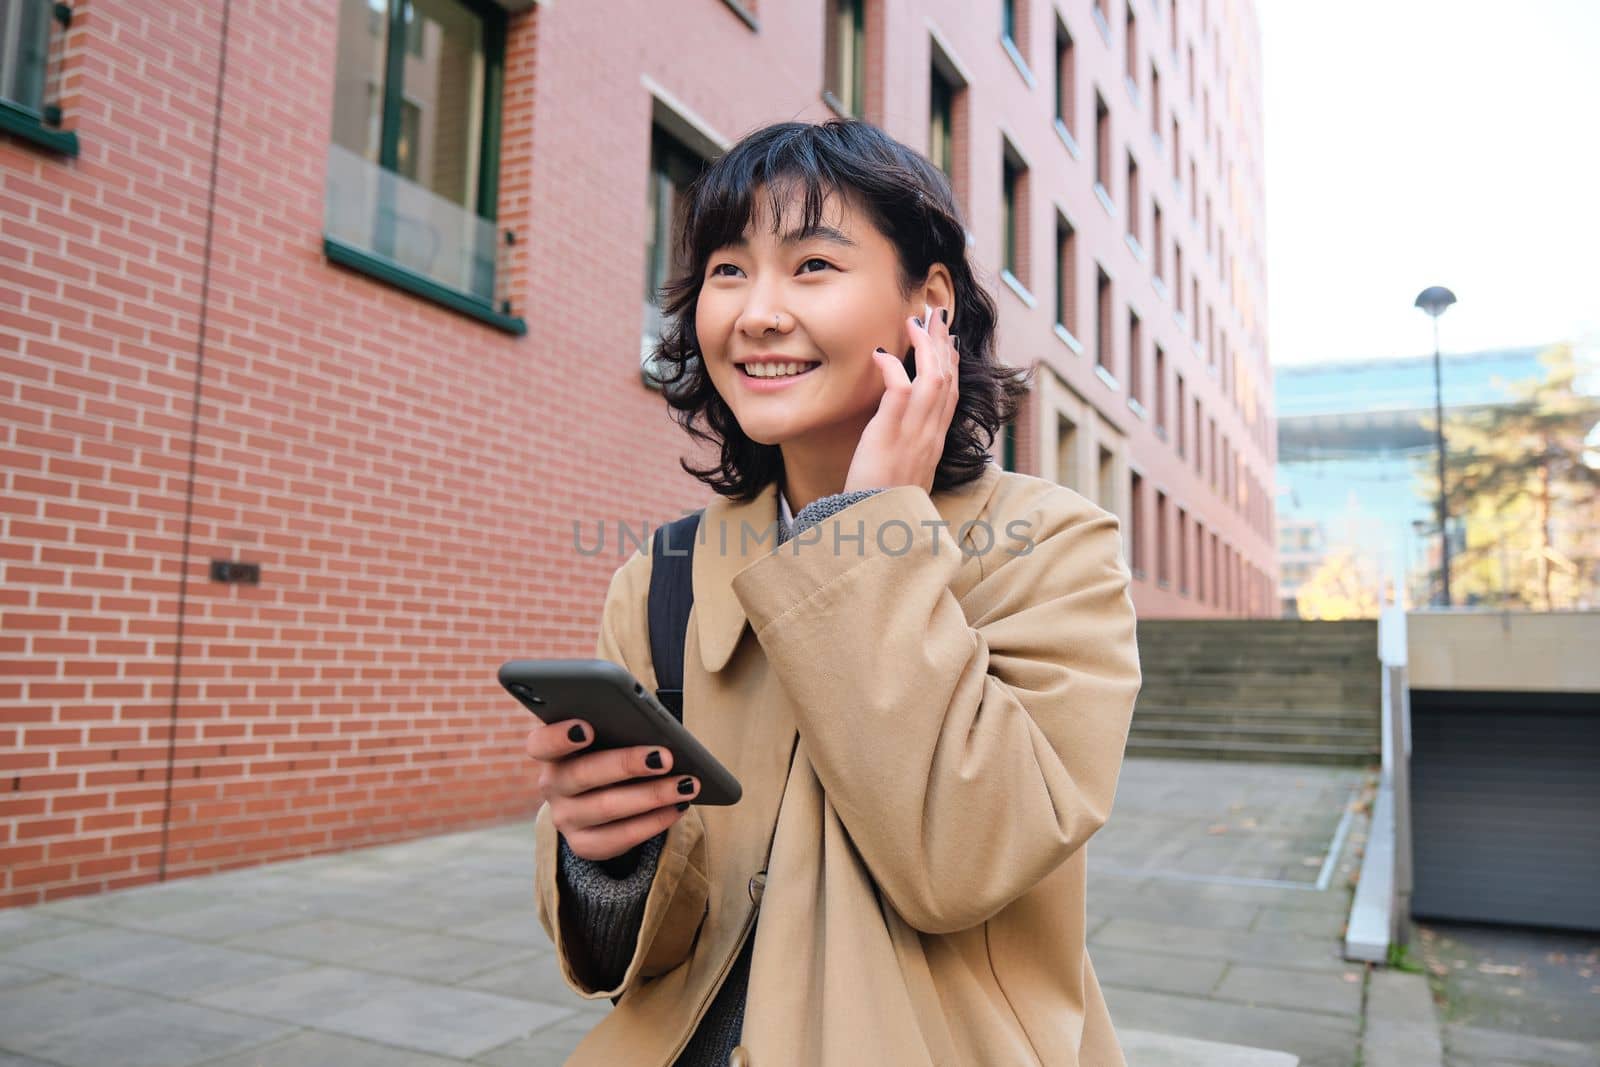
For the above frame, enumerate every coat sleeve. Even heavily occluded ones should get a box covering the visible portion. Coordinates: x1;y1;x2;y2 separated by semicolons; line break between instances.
729;481;1141;935
533;548;712;997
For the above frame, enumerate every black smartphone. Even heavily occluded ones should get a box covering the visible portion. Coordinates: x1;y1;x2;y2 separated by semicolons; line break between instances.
498;658;742;806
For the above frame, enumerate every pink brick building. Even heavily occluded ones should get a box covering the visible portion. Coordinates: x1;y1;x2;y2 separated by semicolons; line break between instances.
1;0;1272;906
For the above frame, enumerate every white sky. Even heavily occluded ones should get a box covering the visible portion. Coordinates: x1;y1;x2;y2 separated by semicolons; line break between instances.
1259;0;1600;367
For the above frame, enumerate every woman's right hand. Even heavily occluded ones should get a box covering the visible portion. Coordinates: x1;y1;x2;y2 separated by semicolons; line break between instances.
526;720;699;862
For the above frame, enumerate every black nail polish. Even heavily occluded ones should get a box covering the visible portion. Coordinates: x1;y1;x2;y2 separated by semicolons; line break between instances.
874;346;888;353
676;801;690;812
567;725;585;743
645;750;664;770
913;316;924;329
939;307;949;324
677;777;696;795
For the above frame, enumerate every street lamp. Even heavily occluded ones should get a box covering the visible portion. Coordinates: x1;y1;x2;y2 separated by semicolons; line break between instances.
1414;285;1457;607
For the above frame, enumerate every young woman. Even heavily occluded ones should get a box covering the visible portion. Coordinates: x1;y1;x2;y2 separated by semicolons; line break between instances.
526;119;1141;1066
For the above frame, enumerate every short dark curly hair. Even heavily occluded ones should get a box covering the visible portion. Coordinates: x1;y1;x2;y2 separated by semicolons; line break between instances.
648;118;1031;502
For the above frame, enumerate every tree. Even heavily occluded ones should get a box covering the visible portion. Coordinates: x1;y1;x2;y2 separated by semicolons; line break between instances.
1415;343;1600;610
1296;549;1382;619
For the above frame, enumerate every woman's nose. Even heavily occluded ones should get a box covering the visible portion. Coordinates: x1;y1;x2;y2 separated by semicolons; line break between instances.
736;305;787;337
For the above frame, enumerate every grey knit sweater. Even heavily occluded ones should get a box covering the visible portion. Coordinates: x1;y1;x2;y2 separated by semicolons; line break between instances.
555;487;884;1065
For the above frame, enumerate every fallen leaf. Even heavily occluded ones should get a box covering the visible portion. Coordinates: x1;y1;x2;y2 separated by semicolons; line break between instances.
1476;963;1523;976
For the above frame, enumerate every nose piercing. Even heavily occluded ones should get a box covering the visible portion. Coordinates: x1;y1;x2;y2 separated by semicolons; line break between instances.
773;314;780;331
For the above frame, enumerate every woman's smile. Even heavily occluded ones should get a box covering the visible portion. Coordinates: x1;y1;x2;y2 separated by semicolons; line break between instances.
735;356;823;391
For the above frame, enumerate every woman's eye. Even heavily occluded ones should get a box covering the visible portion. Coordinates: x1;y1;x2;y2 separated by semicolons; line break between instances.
709;259;832;278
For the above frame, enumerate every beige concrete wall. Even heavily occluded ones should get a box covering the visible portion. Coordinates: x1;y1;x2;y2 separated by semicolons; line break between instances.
1407;611;1600;692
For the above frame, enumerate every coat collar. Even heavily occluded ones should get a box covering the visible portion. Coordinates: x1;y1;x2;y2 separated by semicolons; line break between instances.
692;462;1003;673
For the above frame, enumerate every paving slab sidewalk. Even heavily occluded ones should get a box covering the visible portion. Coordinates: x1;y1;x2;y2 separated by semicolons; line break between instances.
0;757;1372;1066
1088;758;1372;1067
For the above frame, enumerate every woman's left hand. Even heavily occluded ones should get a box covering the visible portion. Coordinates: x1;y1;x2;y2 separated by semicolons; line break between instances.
843;303;960;496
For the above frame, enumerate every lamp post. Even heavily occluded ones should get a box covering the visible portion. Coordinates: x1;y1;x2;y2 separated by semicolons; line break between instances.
1414;286;1457;607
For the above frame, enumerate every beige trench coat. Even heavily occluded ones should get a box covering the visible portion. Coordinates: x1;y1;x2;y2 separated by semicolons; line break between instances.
534;462;1142;1066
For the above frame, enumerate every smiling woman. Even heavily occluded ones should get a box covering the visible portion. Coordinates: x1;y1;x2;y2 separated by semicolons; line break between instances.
528;117;1141;1067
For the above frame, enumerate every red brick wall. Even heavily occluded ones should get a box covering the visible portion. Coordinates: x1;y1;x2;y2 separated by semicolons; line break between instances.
3;0;1271;907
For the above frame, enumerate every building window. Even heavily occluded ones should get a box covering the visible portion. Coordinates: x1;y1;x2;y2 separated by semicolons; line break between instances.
1128;308;1143;406
1124;1;1138;87
1195;520;1207;603
930;40;969;216
1094;90;1111;199
643;123;710;389
1055;20;1076;141
1156;490;1170;587
1129;471;1145;578
1056;213;1078;338
825;0;866;117
324;0;516;328
1125;151;1140;246
0;0;75;154
1189;156;1197;218
1187;42;1195;101
1174;243;1184;312
1097;446;1116;513
1175;372;1186;457
1001;139;1029;288
1095;265;1113;375
1150;62;1161;137
1208;416;1218;490
1223;434;1232;505
1058;413;1080;491
1191;277;1200;340
930;63;955;180
1154;345;1167;434
1171;116;1180;180
1152;202;1165;283
1177;506;1190;595
1193;397;1203;474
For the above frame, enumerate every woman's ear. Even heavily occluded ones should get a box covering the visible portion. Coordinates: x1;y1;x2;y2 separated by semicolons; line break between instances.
920;264;956;324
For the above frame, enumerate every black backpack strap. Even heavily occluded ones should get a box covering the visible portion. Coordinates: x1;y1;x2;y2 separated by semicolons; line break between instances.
647;510;702;724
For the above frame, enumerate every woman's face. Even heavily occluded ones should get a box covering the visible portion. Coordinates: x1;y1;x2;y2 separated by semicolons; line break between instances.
694;185;925;448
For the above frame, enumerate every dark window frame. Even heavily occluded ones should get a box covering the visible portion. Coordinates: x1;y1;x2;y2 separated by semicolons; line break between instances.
824;0;867;118
323;0;521;333
0;0;78;155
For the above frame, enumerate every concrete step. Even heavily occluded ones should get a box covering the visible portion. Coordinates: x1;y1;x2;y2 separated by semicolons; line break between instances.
1137;647;1377;661
1138;620;1376;635
1131;704;1380;729
1123;737;1380;767
1135;688;1379;712
1129;719;1379;747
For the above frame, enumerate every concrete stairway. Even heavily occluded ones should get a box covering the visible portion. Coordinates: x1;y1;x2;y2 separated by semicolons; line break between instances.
1128;619;1381;767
